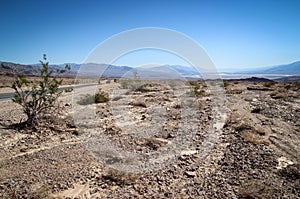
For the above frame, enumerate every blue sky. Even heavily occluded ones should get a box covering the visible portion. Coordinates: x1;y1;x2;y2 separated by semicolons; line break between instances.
0;0;300;69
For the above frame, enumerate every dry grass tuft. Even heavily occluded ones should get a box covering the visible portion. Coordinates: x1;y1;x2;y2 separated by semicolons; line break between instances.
102;168;138;186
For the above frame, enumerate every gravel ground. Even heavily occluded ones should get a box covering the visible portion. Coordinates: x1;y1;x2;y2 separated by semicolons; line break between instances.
0;80;299;198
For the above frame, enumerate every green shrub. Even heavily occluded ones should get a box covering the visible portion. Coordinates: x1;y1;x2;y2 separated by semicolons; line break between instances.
120;81;129;89
284;84;291;90
264;82;276;87
11;54;71;126
95;89;109;103
187;81;205;97
188;81;198;87
223;81;229;87
294;82;300;90
77;88;109;105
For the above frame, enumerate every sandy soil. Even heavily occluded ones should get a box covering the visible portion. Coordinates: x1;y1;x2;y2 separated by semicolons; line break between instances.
0;80;299;198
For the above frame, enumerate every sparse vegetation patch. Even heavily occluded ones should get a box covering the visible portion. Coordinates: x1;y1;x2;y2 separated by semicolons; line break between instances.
77;88;109;105
11;54;71;127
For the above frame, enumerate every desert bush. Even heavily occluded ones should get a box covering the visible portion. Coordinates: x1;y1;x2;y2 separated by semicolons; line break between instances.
120;79;146;91
129;99;147;107
238;180;278;199
194;88;205;97
120;81;130;89
188;81;198;87
168;81;177;90
187;81;205;97
135;83;162;92
94;88;110;103
102;168;137;185
11;54;71;126
264;81;276;87
198;100;206;109
292;82;300;91
284;83;291;90
223;80;229;87
77;88;109;105
270;91;287;99
172;102;181;109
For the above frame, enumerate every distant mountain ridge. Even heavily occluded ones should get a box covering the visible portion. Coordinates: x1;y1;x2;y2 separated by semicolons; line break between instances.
221;61;300;75
1;60;299;79
0;62;41;76
262;61;300;74
0;62;132;77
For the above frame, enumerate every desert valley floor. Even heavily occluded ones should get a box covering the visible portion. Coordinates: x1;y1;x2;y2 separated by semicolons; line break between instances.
0;80;299;198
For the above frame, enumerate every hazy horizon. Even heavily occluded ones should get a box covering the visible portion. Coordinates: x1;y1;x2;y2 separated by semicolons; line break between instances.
0;59;298;72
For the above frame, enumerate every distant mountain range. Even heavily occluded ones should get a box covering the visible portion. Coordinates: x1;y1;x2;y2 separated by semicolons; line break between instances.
0;60;299;80
221;61;300;75
262;61;300;74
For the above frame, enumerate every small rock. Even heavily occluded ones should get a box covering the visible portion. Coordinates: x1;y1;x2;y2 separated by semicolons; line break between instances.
72;130;80;136
185;171;196;177
251;107;262;113
167;133;175;138
20;147;28;153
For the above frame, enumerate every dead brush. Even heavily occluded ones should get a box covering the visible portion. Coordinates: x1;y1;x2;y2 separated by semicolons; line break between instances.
198;99;206;110
171;102;181;109
238;179;278;199
101;168;138;186
234;122;268;145
129;99;147;108
270;90;296;99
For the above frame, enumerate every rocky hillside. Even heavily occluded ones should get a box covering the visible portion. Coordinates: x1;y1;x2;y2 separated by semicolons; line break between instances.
0;62;41;76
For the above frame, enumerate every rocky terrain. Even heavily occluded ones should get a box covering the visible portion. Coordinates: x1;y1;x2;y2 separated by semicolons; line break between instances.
0;80;299;198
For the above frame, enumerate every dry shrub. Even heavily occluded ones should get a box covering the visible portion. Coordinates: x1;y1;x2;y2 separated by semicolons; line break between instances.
270;91;296;99
238;180;278;199
226;89;243;94
270;92;286;99
278;164;300;180
240;130;268;145
144;137;170;150
188;81;206;97
264;81;276;87
105;124;122;135
198;100;206;110
223;80;229;87
292;82;300;91
234;123;268;145
136;83;164;92
77;88;109;105
130;99;147;108
11;55;72;127
102;168;138;186
172;102;181;109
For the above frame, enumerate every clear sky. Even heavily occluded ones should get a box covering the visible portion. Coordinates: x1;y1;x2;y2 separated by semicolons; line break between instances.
1;0;300;69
